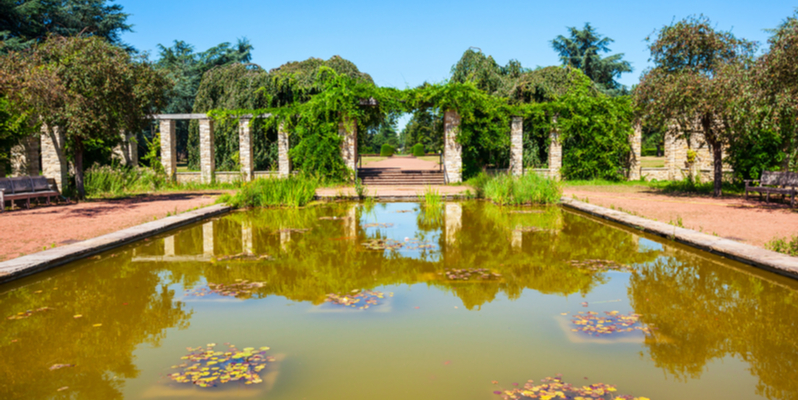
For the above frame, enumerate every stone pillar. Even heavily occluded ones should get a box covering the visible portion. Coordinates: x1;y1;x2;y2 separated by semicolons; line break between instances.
203;222;214;256
112;131;138;167
238;118;253;181
445;203;462;247
278;123;291;178
164;236;175;256
444;110;462;183
509;116;523;176
160;120;177;182
629;121;642;181
547;117;562;181
339;118;357;174
664;123;682;181
199;119;215;184
242;221;253;254
41;125;68;192
10;136;40;177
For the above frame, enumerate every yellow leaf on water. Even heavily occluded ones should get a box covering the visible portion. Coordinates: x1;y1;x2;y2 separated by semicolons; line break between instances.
259;347;270;351
73;315;82;319
57;387;69;392
92;323;102;327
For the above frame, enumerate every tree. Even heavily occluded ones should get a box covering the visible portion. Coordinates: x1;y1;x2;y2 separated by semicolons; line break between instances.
0;0;132;53
369;116;399;153
450;48;526;96
400;108;442;153
2;35;170;198
633;15;756;197
551;23;632;95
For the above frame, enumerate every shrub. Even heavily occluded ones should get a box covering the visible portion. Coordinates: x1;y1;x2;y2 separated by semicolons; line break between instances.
643;148;658;156
84;163;165;198
481;173;562;205
218;174;319;208
380;144;395;157
411;143;425;157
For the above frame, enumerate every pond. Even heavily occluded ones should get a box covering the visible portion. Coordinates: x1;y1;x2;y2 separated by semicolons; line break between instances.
0;201;796;400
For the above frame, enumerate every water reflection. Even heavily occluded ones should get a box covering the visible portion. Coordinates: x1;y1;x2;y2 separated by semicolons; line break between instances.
0;201;795;400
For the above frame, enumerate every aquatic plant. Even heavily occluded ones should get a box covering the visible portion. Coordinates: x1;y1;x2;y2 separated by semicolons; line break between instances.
168;343;274;387
219;174;319;208
417;186;443;209
481;173;562;205
325;290;391;309
492;375;650;400
568;310;652;336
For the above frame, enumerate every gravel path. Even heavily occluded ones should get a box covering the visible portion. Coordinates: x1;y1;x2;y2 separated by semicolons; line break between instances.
0;192;220;261
564;187;797;247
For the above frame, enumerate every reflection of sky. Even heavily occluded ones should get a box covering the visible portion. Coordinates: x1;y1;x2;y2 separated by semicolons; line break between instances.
638;238;663;252
358;202;441;262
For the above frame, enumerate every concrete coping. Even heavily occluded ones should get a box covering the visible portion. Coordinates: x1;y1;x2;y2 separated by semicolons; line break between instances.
560;197;798;279
0;203;232;285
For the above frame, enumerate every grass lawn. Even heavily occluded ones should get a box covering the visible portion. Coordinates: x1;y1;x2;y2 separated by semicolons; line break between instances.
641;156;665;168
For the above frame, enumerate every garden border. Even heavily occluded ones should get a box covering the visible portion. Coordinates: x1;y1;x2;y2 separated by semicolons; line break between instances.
0;203;232;284
560;197;798;279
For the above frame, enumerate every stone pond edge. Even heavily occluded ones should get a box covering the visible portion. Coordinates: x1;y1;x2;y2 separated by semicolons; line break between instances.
560;196;798;279
0;203;232;285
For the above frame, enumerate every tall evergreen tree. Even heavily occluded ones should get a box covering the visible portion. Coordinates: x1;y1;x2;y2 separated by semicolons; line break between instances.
551;23;632;95
0;0;132;52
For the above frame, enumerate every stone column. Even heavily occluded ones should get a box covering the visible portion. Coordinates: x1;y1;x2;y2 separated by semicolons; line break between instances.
242;221;253;254
164;236;175;256
444;110;462;183
10;136;40;177
339;118;357;174
509;116;523;176
160;120;177;182
199;119;215;184
41;125;68;192
238;118;253;181
278;123;291;178
629;121;642;181
445;202;462;247
664;123;681;181
203;221;214;256
547;117;562;181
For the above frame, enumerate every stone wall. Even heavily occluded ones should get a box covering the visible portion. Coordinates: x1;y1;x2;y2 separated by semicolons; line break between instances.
509;116;523;176
663;123;722;181
640;168;670;181
443;110;462;183
176;172;200;184
176;171;244;184
41;125;68;192
10;136;40;177
199;119;215;184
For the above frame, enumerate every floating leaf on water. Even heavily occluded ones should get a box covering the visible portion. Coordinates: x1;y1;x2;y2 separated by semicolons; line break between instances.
566;310;653;337
73;314;82;319
93;323;102;327
49;364;75;371
362;222;394;229
57;387;69;392
568;259;635;273
492;375;648;399
7;307;53;320
167;343;275;388
394;209;414;213
325;290;386;309
441;268;501;281
187;281;266;299
318;216;351;221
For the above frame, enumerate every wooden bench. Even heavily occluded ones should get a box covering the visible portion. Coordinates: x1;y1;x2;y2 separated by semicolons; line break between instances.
0;176;63;212
745;171;797;206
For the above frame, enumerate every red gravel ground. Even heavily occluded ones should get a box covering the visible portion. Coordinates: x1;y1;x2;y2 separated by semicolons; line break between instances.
564;186;798;247
0;192;220;262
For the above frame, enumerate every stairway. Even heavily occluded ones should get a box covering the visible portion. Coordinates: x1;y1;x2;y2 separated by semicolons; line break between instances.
357;168;444;185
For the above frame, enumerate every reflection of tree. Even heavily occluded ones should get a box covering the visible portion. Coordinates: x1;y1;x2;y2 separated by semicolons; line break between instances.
628;257;798;400
0;256;192;399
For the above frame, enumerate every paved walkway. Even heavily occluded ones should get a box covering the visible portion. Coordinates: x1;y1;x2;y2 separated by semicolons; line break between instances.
361;156;440;171
0;192;220;262
564;187;797;247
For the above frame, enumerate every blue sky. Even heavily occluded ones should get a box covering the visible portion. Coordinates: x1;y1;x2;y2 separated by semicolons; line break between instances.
119;0;795;128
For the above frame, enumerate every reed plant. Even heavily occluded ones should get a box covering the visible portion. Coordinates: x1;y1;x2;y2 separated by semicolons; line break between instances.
84;164;165;198
480;173;562;205
417;186;443;209
219;174;319;208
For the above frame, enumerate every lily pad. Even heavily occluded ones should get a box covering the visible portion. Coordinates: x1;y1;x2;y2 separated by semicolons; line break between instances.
6;307;53;320
187;281;266;298
167;343;275;388
324;290;390;309
440;268;501;281
362;222;394;229
492;375;649;400
361;239;404;251
569;259;634;273
568;310;653;336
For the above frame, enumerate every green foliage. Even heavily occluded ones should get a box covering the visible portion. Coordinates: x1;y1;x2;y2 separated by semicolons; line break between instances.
354;177;366;199
550;23;632;95
0;94;35;172
400;108;442;153
364;116;399;153
765;235;798;257
450;48;526;96
411;143;425;157
380;143;395;157
417;186;442;209
219;175;319;208
84;163;165;198
477;173;562;205
0;0;132;53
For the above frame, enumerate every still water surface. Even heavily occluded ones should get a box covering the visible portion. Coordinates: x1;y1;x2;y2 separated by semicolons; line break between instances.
0;202;796;399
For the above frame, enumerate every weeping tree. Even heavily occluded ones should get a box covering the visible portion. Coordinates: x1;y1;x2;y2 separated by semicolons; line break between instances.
633;15;756;197
1;35;170;198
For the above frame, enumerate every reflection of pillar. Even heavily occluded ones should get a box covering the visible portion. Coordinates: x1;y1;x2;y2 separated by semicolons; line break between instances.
548;116;562;181
339;118;357;174
445;203;462;247
280;228;290;252
239;118;253;181
11;136;40;177
629;121;642;181
203;222;214;256
242;221;253;254
41;125;68;192
348;205;357;239
278;122;291;178
164;236;175;256
509;116;523;176
199;119;215;184
443;110;462;183
511;226;522;249
160;120;176;182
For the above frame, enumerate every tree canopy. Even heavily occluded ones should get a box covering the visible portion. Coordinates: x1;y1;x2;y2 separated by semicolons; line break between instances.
550;23;632;96
0;0;131;53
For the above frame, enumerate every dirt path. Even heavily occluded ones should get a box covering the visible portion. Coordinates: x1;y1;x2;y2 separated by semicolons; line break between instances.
564;187;797;247
0;192;221;261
